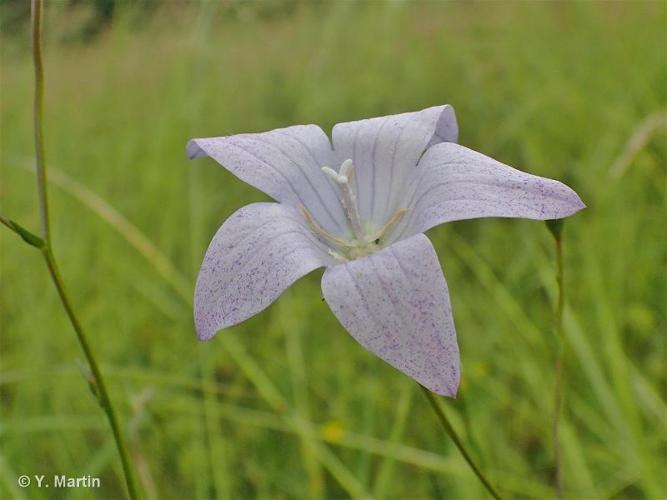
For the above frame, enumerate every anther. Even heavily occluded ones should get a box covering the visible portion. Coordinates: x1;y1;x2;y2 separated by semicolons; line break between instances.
300;205;349;248
371;208;407;243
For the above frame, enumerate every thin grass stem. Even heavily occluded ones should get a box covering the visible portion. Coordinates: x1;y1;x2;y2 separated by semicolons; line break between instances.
419;385;502;500
28;1;139;497
548;220;566;500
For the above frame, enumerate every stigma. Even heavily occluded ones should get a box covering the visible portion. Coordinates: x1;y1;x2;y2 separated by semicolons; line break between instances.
301;159;406;261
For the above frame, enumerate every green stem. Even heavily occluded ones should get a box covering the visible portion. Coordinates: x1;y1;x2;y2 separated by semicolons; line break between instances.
41;249;139;499
31;0;50;242
28;1;139;497
420;385;502;500
552;229;565;500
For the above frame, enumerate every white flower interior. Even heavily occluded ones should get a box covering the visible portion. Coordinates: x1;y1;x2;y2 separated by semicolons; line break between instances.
301;159;406;261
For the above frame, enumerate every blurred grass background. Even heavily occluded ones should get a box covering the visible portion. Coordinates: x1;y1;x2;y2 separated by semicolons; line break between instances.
1;1;665;499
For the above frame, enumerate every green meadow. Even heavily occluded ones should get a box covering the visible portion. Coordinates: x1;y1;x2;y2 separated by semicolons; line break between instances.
1;1;665;498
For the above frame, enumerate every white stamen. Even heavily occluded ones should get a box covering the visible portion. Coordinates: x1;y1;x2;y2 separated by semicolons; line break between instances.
322;160;364;239
327;249;347;261
339;158;354;179
321;166;345;184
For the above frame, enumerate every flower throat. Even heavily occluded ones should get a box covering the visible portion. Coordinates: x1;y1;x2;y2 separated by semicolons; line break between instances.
301;159;406;261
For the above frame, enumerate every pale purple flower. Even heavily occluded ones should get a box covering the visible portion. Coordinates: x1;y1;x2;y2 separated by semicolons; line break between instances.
187;105;584;396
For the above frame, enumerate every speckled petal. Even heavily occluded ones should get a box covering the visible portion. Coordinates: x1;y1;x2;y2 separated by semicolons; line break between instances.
394;143;586;239
331;105;458;227
188;125;346;235
195;202;332;340
321;233;460;396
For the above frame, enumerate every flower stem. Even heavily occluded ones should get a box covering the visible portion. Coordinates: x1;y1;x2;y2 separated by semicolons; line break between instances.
41;249;139;499
419;385;502;500
31;0;49;242
547;220;565;500
28;1;139;497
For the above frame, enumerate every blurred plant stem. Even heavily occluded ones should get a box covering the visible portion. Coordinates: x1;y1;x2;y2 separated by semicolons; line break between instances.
547;219;565;500
420;385;502;500
4;1;141;498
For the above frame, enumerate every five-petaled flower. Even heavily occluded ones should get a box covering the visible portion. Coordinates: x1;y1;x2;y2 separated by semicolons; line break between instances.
187;105;584;396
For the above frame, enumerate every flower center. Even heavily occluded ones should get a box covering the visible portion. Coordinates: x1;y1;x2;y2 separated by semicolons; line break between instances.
301;159;406;261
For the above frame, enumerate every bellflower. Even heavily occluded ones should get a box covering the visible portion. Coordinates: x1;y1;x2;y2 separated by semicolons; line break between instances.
187;105;584;396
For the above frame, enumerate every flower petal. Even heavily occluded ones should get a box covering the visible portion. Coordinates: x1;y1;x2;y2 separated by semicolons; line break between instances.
195;202;331;340
321;233;460;396
396;143;586;238
188;125;347;234
331;105;458;227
